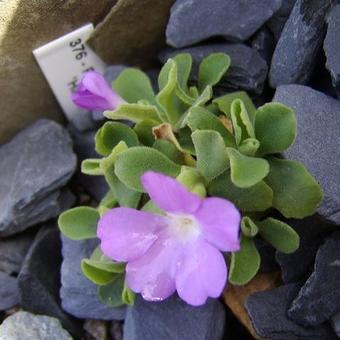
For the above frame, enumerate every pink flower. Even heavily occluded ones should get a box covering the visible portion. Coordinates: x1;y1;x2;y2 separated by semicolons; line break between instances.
97;172;241;306
71;71;125;110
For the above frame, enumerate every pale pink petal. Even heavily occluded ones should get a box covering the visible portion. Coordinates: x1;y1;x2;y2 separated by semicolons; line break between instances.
97;208;166;262
141;171;202;214
175;240;227;306
126;230;181;301
194;197;241;252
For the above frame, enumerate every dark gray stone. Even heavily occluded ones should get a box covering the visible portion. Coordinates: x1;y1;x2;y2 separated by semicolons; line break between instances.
267;0;297;40
251;26;275;65
0;311;72;340
246;283;337;339
166;0;281;48
276;216;335;283
124;295;225;340
0;231;35;275
0;119;77;236
254;237;280;273
273;85;340;224
18;226;82;337
269;0;334;87
331;312;340;337
0;271;19;311
159;43;268;94
288;232;340;326
324;4;340;98
60;235;126;320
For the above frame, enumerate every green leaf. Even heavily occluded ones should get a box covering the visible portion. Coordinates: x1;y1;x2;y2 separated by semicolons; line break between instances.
255;102;297;155
229;236;260;285
238;138;260;156
81;260;116;285
213;91;257;124
104;103;161;124
227;148;269;188
95;122;139;156
58;207;99;240
153;139;184;164
115;147;181;192
82;258;125;274
208;173;272;212
99;275;125;307
122;283;136;305
192;85;213;107
173;53;192;91
230;99;255;145
134;120;156;146
99;190;117;210
187;106;235;147
241;216;259;237
81;159;103;175
192;130;230;182
256;218;299;254
176;167;207;197
177;127;196;155
198;53;230;91
264;157;323;218
113;68;155;104
208;171;273;212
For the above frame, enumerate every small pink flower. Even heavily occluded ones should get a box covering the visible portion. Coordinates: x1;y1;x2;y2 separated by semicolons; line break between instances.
71;71;125;110
97;171;241;306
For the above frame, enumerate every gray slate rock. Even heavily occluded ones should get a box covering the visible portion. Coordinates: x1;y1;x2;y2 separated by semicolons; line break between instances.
0;119;77;236
60;235;126;320
166;0;281;48
269;0;334;87
18;226;82;337
0;311;72;340
159;43;268;94
0;230;35;275
273;85;340;224
124;295;225;340
331;312;340;337
246;283;337;339
0;271;19;311
251;26;275;66
288;232;340;326
276;215;335;283
324;4;340;98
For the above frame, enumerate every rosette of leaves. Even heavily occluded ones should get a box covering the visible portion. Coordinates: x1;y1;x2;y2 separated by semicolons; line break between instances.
58;53;323;306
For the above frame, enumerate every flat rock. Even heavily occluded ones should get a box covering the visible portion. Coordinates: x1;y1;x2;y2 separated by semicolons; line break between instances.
124;295;225;340
159;43;268;94
0;230;35;275
324;4;340;98
288;231;340;326
18;226;81;337
166;0;281;48
269;0;333;87
276;216;336;283
246;283;337;339
0;271;19;311
0;311;72;340
60;236;126;320
0;119;77;236
331;312;340;337
251;26;275;66
273;85;340;224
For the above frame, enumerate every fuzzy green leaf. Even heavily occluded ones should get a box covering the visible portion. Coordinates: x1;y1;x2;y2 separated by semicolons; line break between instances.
113;68;155;104
83;258;125;274
265;157;323;218
104;103;161;124
177;167;207;197
95;122;139;156
198;53;231;91
153;139;184;164
208;171;273;212
227;148;269;188
229;236;260;285
99;275;125;307
115;147;181;192
238;138;260;156
241;216;259;237
58;207;99;240
98;191;117;216
255;102;297;155
257;218;299;254
173;53;192;91
133;120;156;146
81;260;116;286
81;159;103;175
192;130;230;182
122;283;136;305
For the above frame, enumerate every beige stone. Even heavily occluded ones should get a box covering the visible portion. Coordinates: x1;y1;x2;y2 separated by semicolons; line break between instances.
0;0;113;143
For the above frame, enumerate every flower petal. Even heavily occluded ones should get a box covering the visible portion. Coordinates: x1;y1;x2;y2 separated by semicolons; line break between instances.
126;230;180;301
175;240;227;306
72;92;113;110
97;208;165;262
141;171;202;214
194;197;241;252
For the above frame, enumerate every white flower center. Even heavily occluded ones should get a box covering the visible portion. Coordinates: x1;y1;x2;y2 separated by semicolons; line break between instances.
166;213;201;243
